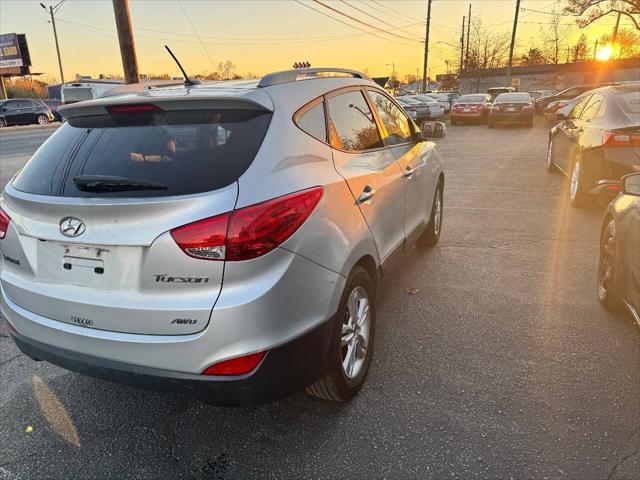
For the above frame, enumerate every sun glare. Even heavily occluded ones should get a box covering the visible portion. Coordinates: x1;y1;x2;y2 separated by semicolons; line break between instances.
596;45;614;61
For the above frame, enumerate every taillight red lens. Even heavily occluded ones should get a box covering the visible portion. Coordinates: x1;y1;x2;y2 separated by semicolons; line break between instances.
0;208;11;240
107;103;161;115
170;213;229;260
170;187;323;261
226;187;323;261
603;131;640;148
201;351;266;376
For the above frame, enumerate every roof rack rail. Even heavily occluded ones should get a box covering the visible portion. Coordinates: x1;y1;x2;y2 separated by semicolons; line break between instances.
258;68;371;88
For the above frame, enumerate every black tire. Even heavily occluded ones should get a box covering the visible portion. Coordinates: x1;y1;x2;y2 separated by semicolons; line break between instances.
419;180;444;247
569;155;592;208
597;219;622;311
0;117;6;128
306;266;376;402
36;114;49;125
546;137;558;173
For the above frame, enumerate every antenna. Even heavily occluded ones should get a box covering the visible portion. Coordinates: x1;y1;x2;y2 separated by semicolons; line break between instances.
164;45;200;86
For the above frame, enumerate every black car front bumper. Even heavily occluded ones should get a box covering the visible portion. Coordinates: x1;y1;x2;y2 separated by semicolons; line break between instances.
10;316;334;406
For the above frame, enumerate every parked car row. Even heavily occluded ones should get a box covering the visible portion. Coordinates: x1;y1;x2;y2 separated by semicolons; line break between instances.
540;84;640;325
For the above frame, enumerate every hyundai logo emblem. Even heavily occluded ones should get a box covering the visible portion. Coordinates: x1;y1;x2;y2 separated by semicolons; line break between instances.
59;217;86;237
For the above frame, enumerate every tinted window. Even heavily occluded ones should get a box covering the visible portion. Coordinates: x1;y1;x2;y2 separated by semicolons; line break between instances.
579;94;604;120
4;101;19;110
368;90;413;146
30;100;45;108
570;94;592;118
13;109;272;198
495;93;530;102
614;89;640;114
328;90;383;152
459;95;487;103
295;101;327;143
16;101;32;109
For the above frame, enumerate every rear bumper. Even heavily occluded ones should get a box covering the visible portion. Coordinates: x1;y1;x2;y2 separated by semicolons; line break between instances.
451;112;485;121
489;112;533;124
8;314;334;406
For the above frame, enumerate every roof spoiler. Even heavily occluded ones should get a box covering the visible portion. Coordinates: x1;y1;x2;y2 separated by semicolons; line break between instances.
258;68;371;88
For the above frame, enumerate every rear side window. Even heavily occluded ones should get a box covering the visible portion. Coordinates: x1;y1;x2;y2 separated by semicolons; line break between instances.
12;108;272;197
295;100;327;143
615;90;640;114
579;94;604;120
570;94;592;118
328;90;383;152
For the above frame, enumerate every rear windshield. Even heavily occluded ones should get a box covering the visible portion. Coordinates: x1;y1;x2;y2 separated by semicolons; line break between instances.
12;108;272;198
614;89;640;114
459;95;486;102
495;93;530;102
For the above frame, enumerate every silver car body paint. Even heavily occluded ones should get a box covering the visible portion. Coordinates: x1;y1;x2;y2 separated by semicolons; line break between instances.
0;75;444;377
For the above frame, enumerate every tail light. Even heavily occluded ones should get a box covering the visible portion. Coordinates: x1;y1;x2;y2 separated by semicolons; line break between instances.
0;208;11;240
201;351;266;376
106;104;161;115
492;105;501;112
547;102;566;113
171;187;324;261
602;131;640;148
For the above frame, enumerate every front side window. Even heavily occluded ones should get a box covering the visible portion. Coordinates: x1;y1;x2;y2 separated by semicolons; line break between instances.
13;108;272;198
367;90;413;146
327;90;383;152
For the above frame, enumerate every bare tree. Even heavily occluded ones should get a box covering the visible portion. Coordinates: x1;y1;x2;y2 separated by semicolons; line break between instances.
517;47;547;66
540;6;573;63
564;0;640;30
572;34;591;61
598;27;640;56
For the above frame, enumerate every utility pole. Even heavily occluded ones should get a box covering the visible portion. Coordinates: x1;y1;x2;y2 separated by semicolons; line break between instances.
0;78;7;100
460;16;465;76
611;11;621;44
421;0;432;94
593;39;598;60
506;0;521;87
112;0;139;84
40;2;65;84
465;3;471;69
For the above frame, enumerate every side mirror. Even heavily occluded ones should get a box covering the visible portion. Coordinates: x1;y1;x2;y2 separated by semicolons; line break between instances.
622;173;640;196
421;121;447;140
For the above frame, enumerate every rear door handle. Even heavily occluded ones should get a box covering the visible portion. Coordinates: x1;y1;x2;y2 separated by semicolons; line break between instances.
403;166;414;179
357;185;376;204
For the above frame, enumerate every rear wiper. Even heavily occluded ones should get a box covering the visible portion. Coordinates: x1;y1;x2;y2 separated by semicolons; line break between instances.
73;175;168;192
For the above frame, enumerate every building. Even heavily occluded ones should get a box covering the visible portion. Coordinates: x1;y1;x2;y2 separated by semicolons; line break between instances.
459;57;640;94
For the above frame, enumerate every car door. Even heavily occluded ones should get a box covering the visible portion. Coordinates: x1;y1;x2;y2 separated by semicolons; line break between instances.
2;101;21;125
366;88;435;239
327;87;406;265
552;94;592;173
16;100;35;124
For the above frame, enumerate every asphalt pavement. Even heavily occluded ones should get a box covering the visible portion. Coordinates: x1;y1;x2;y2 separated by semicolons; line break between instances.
0;125;58;188
0;119;638;480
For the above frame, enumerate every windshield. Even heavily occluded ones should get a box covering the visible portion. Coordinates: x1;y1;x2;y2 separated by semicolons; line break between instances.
12;108;272;197
495;93;531;102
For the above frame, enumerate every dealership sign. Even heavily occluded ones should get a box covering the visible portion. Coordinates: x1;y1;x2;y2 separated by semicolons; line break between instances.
0;33;31;71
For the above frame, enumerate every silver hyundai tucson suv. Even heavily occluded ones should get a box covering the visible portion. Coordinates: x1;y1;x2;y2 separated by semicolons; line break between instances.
0;68;445;405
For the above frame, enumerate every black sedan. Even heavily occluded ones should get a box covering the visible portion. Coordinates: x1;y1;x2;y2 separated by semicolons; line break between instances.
534;83;615;113
597;173;640;325
546;85;640;207
488;93;534;128
0;98;54;127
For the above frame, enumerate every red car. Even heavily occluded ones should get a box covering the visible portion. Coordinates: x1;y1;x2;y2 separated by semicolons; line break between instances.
450;94;492;125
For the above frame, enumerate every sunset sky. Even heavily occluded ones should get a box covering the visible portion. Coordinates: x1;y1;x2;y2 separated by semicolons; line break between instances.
0;0;635;83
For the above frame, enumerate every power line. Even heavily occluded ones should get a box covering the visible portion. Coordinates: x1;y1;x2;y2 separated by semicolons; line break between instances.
293;0;421;47
175;0;216;71
338;0;397;29
369;0;420;23
309;0;423;43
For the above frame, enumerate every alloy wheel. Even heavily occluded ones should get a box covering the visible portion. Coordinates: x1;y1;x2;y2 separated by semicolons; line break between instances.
433;190;443;237
341;286;371;379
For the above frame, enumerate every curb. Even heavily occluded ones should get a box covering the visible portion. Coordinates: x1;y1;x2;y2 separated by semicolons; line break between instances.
0;123;61;134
